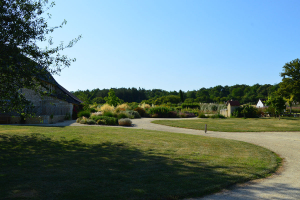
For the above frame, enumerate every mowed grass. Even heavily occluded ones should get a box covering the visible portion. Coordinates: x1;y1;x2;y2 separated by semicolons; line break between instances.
152;117;300;132
0;125;280;200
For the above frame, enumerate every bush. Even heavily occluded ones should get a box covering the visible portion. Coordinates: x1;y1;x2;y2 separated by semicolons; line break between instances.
89;108;97;113
198;113;208;118
134;107;146;117
117;113;128;119
77;110;91;118
90;115;118;125
181;103;200;109
118;118;132;126
168;111;178;118
179;112;196;118
233;105;258;118
103;111;114;117
210;114;225;119
126;110;141;119
76;117;82;123
148;107;170;117
86;119;96;125
96;119;106;125
99;104;115;112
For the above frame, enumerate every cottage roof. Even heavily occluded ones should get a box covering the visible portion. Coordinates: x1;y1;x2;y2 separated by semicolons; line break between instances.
36;66;83;105
226;100;240;106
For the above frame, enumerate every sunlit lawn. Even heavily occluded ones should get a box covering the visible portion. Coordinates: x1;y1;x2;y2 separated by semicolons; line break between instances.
0;125;280;199
152;117;300;132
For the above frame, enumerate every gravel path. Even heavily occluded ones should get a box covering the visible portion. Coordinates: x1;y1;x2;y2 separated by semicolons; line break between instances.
52;118;300;199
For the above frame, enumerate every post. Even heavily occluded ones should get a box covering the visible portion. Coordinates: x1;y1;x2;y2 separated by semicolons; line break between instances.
205;124;207;133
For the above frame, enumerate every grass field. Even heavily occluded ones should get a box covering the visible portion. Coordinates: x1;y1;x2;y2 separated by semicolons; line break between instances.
152;117;300;132
0;125;280;199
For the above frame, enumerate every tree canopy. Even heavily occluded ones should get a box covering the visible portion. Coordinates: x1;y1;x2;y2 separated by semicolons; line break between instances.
0;0;81;114
277;58;300;103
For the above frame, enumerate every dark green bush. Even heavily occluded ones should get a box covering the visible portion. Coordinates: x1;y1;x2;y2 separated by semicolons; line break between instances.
103;111;117;118
90;116;118;125
233;105;258;118
198;113;207;118
126;110;141;119
118;113;128;119
148;107;171;117
77;110;91;118
210;114;225;118
134;107;146;117
181;103;200;109
89;108;97;113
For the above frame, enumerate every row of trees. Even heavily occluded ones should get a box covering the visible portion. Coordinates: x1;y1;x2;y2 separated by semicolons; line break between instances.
72;83;279;105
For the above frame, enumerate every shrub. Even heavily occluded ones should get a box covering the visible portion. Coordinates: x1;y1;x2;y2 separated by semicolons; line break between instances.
116;103;130;110
77;110;91;118
148;107;170;117
126;110;141;119
233;105;258;118
76;117;82;123
117;113;128;119
134;107;146;117
99;104;115;112
168;111;178;118
118;118;132;126
139;103;151;109
198;113;207;118
210;114;225;119
103;111;114;117
181;103;200;109
91;115;118;125
86;119;96;125
89;108;97;113
96;119;106;125
178;112;196;118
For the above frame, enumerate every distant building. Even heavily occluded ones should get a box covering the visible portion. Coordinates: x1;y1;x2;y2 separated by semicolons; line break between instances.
256;99;266;108
220;100;240;117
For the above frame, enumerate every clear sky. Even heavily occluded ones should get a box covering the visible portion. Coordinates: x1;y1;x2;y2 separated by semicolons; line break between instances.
45;0;300;92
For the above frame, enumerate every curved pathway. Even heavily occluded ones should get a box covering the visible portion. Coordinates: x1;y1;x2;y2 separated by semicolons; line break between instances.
59;118;300;199
129;118;300;200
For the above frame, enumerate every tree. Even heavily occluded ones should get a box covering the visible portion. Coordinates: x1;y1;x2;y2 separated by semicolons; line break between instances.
104;89;123;106
0;0;81;115
265;95;286;120
179;90;184;102
277;58;300;102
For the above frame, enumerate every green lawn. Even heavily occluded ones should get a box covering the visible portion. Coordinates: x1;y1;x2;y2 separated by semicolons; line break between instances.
152;117;300;132
0;125;280;199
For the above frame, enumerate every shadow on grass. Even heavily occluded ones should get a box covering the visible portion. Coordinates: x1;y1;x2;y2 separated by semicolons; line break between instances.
0;134;276;200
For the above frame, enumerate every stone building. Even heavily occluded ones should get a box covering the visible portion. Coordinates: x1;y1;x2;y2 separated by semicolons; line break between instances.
1;73;82;124
220;100;240;117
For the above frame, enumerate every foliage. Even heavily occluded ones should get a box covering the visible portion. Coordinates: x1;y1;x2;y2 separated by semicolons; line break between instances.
117;113;128;119
99;104;114;112
179;90;184;102
210;114;226;119
148;107;171;117
102;111;115;118
153;95;181;105
116;103;130;110
134;107;146;117
125;110;141;119
90;115;118;125
179;112;196;118
232;105;258;118
198;113;208;118
104;89;123;106
0;0;81;115
277;58;300;102
92;97;106;104
77;110;91;118
265;95;286;120
168;111;178;118
118;118;132;126
181;103;200;109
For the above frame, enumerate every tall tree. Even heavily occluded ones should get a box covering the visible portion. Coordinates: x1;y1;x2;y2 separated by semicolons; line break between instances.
0;0;81;114
277;58;300;102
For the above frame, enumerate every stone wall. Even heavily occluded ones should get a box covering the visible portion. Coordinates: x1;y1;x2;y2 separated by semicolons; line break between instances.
21;88;73;116
10;115;66;124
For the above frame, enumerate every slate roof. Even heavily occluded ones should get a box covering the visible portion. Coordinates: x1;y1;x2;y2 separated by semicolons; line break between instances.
226;100;240;106
36;67;83;105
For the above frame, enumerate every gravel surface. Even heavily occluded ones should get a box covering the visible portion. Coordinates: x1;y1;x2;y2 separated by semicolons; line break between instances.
32;118;300;199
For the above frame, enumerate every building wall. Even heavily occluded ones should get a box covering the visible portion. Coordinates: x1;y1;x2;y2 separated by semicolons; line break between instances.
10;115;66;124
21;88;73;116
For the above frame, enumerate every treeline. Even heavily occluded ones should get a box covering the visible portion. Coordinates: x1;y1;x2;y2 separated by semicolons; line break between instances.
72;83;279;105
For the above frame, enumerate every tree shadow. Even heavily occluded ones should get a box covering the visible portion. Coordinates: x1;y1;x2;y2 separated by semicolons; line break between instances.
0;134;274;200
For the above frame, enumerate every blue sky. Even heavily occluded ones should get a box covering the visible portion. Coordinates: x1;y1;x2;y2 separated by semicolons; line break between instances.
46;0;300;92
